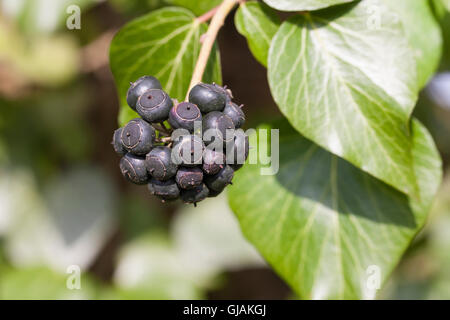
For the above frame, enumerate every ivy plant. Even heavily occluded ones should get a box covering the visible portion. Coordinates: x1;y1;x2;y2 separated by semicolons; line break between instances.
109;0;445;299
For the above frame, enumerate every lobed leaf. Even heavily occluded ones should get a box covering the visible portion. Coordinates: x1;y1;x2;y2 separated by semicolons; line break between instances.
228;119;442;299
110;7;222;126
235;1;281;67
262;0;355;11
164;0;222;16
383;0;443;89
268;0;420;196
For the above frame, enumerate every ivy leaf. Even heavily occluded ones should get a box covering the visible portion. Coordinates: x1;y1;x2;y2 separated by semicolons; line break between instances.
262;0;355;11
268;0;419;196
110;7;222;126
383;0;443;89
164;0;222;16
228;119;442;299
235;1;281;67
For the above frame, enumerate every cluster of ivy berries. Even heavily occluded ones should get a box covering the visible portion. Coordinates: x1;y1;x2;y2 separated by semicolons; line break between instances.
112;76;249;206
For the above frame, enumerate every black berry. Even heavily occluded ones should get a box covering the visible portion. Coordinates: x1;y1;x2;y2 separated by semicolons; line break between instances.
172;134;204;166
148;178;180;201
168;102;202;132
223;102;245;128
207;189;223;198
126;76;162;110
136;89;173;123
176;167;203;189
145;146;177;181
121;118;155;155
202;148;225;175
189;83;227;113
212;83;233;102
181;183;209;205
202;111;235;146
112;128;127;155
204;165;234;192
120;153;149;185
226;130;249;170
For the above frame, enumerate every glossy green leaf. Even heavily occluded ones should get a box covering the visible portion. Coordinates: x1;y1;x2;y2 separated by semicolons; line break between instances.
268;0;419;196
110;7;222;126
228;119;442;299
384;0;443;89
235;1;281;66
262;0;355;11
164;0;222;16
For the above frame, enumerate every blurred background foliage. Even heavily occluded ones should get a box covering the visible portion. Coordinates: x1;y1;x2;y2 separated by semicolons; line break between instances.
0;0;449;299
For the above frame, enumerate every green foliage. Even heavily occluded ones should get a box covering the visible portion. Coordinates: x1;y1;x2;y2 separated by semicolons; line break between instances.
235;1;281;66
0;266;101;299
109;7;222;126
441;0;450;11
384;0;442;88
268;0;419;196
165;0;222;16
109;0;446;299
229;119;441;299
262;0;355;11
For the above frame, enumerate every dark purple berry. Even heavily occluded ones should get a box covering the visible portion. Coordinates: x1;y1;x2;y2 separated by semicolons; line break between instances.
202;111;235;146
176;167;203;189
202;148;225;175
226;130;249;170
136;89;173;123
145;146;177;181
212;83;233;102
168;102;202;133
188;83;227;113
204;165;234;192
148;178;180;201
120;153;149;185
121;118;155;155
207;188;223;198
112;128;127;155
181;183;209;205
126;76;162;110
223;102;245;128
172;135;204;167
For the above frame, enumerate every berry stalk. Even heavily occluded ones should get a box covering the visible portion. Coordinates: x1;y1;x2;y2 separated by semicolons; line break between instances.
187;0;239;99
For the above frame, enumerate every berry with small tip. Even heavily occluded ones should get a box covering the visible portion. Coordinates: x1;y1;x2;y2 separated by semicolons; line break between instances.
136;89;173;123
207;188;223;198
189;83;227;113
223;102;245;128
172;135;204;167
204;165;234;192
112;128;127;155
121;118;155;155
120;153;149;185
148;178;180;201
126;76;162;110
145;146;177;181
212;83;233;102
168;102;202;132
202;148;225;175
176;167;203;189
114;76;247;205
181;183;209;205
202;111;235;146
226;131;249;170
